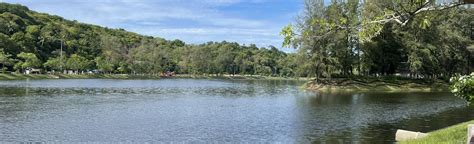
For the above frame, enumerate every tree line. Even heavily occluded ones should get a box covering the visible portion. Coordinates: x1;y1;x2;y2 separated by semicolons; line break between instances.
1;2;473;79
281;0;474;79
0;3;297;77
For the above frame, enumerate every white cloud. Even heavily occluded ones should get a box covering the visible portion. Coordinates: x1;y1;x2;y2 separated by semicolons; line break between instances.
152;28;275;36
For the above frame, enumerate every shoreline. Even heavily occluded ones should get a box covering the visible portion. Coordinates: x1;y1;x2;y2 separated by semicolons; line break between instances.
0;74;450;92
400;120;474;144
0;73;309;81
305;77;449;92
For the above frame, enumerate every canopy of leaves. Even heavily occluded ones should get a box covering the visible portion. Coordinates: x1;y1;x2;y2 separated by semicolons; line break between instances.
450;73;474;103
282;0;473;78
14;52;41;69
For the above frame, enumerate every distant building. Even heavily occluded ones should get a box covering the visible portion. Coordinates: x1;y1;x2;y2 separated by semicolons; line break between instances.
25;68;41;74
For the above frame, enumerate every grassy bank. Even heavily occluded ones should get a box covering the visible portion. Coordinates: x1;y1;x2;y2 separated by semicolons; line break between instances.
305;77;449;92
400;120;474;144
0;73;307;80
0;73;162;80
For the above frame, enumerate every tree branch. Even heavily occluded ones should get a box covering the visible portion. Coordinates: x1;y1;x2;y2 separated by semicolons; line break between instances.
385;1;466;26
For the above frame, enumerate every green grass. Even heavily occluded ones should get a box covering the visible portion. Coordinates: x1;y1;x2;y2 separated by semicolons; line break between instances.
400;120;474;144
0;73;56;80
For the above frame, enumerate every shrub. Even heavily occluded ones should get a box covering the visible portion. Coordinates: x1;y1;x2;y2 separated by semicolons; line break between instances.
450;73;474;103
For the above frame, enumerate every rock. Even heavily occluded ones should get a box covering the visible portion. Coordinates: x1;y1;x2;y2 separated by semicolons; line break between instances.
468;124;474;144
395;129;429;141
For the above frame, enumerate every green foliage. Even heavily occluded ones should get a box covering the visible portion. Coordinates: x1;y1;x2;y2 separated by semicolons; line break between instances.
280;24;294;48
0;2;299;76
14;52;41;70
282;0;473;78
0;49;13;72
1;2;471;79
95;56;114;74
0;49;12;64
66;54;91;71
43;56;64;71
450;73;474;103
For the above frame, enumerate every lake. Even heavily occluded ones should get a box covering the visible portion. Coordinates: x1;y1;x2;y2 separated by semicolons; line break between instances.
0;79;473;143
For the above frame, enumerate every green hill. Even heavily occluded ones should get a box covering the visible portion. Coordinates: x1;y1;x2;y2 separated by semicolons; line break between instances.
0;2;295;76
0;3;144;61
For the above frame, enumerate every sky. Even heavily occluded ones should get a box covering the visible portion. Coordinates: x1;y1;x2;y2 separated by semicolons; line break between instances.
3;0;303;51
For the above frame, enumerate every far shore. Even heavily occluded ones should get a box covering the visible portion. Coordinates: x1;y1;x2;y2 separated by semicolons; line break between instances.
0;73;310;81
0;73;451;92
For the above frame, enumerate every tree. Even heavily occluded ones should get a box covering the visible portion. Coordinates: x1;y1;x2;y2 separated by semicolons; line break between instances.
66;54;91;73
450;73;474;103
0;2;310;77
100;35;127;67
0;49;13;72
281;0;473;78
360;0;469;38
43;56;65;72
215;43;237;75
129;39;152;74
14;52;41;71
95;56;114;74
190;44;215;75
282;0;472;44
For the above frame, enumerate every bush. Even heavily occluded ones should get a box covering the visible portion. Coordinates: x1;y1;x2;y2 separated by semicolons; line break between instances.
450;73;474;103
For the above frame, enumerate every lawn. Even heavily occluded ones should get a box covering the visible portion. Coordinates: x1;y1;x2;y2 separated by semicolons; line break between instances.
400;120;474;144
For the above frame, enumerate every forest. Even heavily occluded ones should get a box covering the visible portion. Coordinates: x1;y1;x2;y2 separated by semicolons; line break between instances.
0;1;473;78
0;3;294;77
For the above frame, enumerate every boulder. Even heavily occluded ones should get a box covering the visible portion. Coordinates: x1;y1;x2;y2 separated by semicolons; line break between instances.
395;129;429;141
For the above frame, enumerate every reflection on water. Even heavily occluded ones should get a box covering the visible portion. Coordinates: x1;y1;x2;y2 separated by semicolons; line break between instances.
0;79;472;143
295;92;474;143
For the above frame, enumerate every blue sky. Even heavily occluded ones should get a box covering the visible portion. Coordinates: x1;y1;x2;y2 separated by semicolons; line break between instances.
4;0;303;51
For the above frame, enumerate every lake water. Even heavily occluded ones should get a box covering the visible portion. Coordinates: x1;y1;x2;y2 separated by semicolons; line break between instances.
0;79;473;143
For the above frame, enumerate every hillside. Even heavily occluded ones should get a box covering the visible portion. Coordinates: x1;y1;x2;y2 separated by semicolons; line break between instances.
0;3;144;61
0;3;296;76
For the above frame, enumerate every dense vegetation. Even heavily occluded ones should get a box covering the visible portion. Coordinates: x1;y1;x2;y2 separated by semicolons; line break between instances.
281;0;474;79
0;3;296;77
0;1;473;79
450;73;474;103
